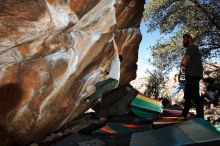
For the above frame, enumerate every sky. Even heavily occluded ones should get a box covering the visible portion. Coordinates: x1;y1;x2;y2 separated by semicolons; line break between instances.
136;21;154;77
137;21;173;77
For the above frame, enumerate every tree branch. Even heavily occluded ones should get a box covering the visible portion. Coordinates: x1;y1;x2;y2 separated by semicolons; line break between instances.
191;0;220;31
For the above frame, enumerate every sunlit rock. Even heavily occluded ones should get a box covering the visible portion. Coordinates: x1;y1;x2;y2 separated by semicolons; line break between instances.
0;0;144;145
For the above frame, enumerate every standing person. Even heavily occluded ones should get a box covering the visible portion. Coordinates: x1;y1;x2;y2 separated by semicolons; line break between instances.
81;37;123;104
178;33;204;120
171;67;186;99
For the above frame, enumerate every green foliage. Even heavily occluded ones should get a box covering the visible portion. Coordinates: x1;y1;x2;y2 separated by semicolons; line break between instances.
144;0;220;72
145;69;165;98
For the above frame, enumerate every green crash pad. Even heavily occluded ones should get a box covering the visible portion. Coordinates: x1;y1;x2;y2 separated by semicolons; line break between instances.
130;93;163;120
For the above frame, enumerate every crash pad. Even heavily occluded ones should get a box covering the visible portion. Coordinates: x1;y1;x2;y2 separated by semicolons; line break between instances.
130;118;220;146
162;109;182;117
51;133;105;146
92;122;152;135
130;93;163;120
153;117;179;128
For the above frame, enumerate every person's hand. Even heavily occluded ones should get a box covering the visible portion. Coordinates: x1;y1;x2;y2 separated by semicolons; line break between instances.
181;55;191;67
181;66;186;71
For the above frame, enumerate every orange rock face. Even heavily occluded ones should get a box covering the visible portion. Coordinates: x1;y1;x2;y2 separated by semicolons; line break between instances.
0;0;144;145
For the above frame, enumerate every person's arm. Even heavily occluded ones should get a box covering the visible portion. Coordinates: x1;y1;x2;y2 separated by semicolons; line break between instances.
181;55;191;67
181;46;197;67
113;38;119;56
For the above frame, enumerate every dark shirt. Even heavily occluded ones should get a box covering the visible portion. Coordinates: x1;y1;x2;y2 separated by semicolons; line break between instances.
185;44;203;77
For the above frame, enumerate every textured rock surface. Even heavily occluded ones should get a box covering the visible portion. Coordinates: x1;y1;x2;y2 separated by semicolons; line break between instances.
94;85;139;118
0;0;144;145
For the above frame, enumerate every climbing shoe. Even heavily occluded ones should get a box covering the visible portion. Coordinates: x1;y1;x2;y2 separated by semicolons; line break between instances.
178;116;187;121
96;97;102;103
80;98;91;104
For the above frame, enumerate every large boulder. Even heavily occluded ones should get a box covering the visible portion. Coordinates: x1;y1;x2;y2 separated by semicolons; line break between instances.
0;0;144;145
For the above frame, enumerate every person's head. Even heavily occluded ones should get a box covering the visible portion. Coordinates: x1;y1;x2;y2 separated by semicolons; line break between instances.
119;55;123;62
183;33;195;47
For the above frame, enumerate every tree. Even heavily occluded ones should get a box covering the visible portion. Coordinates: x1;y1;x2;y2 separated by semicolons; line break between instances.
145;69;165;98
144;0;220;73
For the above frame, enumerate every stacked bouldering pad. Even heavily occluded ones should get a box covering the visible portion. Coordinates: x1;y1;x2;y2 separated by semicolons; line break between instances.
162;109;183;117
88;114;152;146
153;117;179;128
130;93;163;120
153;109;188;128
92;114;152;135
92;123;152;135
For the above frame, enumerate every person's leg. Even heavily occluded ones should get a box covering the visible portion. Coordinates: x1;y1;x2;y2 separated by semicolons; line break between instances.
179;83;185;92
82;79;118;103
176;84;184;103
172;84;181;98
180;76;192;119
182;84;185;93
81;79;112;103
191;77;204;118
95;79;111;88
90;79;118;102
